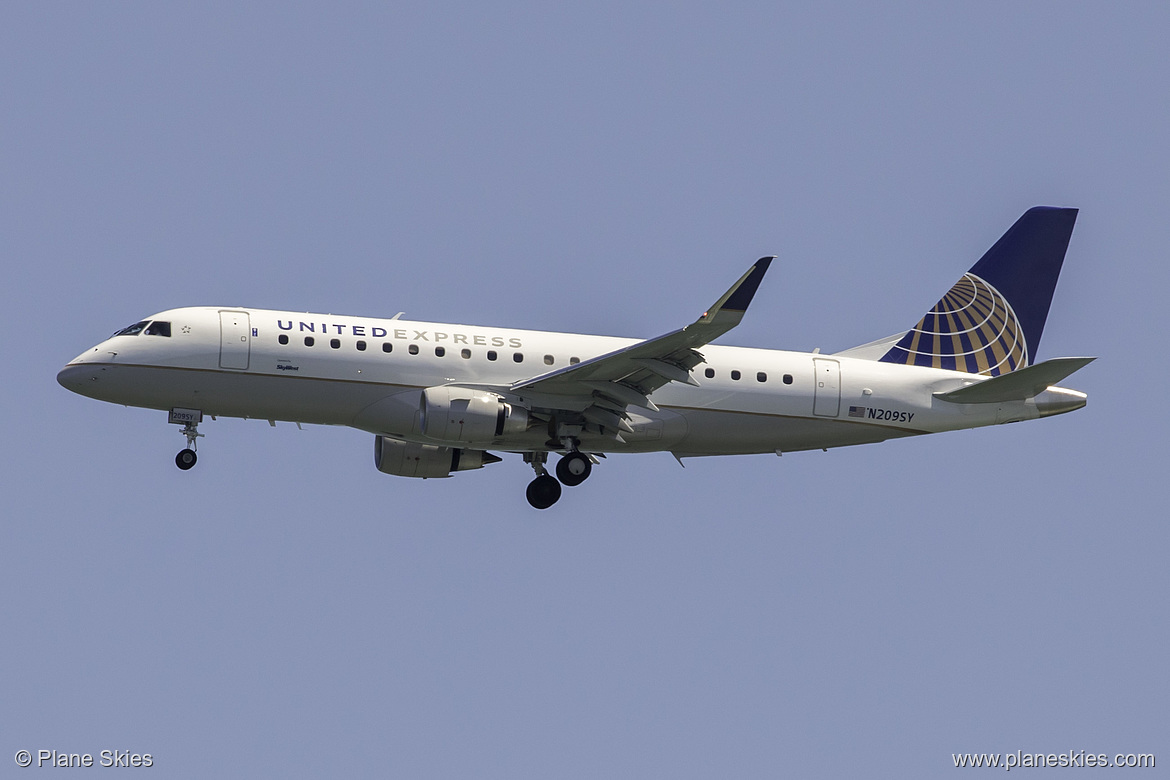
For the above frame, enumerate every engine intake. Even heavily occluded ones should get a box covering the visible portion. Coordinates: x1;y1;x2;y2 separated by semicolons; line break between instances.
419;386;528;445
374;436;501;479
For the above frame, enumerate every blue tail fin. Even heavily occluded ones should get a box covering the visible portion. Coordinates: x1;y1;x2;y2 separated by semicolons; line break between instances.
878;206;1078;375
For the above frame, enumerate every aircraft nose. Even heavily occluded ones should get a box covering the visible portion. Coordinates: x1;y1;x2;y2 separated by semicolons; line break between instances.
57;363;93;394
57;346;109;396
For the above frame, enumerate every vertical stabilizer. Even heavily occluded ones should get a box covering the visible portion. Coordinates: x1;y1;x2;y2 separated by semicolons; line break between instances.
878;207;1077;375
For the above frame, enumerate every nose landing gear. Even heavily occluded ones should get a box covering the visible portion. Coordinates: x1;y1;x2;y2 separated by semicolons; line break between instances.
176;446;198;470
170;408;204;471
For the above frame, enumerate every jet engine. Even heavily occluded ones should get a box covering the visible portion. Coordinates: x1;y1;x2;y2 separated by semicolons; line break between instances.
374;436;501;479
419;386;529;445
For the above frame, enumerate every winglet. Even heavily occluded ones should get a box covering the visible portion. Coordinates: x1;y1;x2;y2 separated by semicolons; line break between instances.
699;256;774;325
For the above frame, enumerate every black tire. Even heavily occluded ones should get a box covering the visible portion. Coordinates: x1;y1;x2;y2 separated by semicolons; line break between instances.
555;452;592;486
176;449;198;470
525;473;562;509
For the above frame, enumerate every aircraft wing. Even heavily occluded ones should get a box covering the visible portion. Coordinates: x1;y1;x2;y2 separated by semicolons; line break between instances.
509;257;774;432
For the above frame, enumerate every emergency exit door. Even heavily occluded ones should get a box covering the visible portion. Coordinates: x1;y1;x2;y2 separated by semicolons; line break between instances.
219;310;251;370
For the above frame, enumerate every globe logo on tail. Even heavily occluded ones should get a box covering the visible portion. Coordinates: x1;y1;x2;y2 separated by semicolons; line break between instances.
880;273;1027;376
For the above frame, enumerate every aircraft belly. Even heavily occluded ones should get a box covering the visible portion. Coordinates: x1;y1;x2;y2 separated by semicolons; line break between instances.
73;364;396;425
669;408;918;455
433;407;689;454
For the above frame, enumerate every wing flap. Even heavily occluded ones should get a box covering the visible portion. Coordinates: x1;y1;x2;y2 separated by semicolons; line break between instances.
581;380;658;412
632;358;701;386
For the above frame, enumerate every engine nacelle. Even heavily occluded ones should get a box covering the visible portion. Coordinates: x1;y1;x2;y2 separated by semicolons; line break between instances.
374;436;501;479
419;386;529;445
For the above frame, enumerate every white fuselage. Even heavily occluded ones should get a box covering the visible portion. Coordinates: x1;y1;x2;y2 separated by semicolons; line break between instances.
57;306;1072;458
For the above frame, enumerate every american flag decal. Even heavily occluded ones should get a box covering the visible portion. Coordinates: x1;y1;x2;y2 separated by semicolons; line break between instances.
848;406;866;418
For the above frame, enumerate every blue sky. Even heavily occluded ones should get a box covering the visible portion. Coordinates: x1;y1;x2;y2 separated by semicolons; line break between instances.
3;3;1166;777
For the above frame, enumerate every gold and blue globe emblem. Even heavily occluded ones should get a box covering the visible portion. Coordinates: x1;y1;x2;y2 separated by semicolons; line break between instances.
882;273;1027;375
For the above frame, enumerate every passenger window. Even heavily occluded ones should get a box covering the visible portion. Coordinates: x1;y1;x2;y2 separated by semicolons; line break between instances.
487;350;498;361
330;338;341;349
513;352;524;363
461;348;471;359
382;342;392;353
435;346;445;357
704;367;715;379
408;344;419;355
731;370;741;380
544;354;554;365
278;334;289;345
783;373;793;385
304;336;315;347
570;357;580;365
356;340;367;351
757;372;767;382
144;321;171;337
113;321;149;337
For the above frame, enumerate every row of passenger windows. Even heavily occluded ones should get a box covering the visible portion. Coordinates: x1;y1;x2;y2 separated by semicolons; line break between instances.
278;333;581;364
704;366;794;384
276;333;793;383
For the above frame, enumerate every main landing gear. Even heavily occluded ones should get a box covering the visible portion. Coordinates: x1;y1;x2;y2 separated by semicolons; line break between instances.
555;451;592;486
524;447;595;509
524;452;561;509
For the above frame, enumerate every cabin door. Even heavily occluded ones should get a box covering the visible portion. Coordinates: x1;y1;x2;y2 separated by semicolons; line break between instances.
219;310;251;370
813;358;840;417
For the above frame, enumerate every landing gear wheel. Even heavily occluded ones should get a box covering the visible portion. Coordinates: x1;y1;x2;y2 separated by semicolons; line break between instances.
174;416;204;470
526;473;562;509
556;452;592;486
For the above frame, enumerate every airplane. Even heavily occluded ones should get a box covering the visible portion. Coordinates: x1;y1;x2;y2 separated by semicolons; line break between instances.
58;207;1093;509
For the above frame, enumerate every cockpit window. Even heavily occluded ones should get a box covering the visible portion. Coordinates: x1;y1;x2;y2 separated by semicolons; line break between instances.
145;321;171;337
112;321;150;337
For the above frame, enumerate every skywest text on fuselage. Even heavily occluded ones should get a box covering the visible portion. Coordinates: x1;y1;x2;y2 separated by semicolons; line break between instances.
277;320;524;348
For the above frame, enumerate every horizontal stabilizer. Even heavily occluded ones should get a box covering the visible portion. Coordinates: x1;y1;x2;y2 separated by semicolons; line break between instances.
934;357;1095;404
